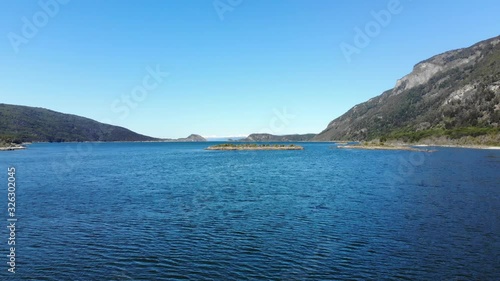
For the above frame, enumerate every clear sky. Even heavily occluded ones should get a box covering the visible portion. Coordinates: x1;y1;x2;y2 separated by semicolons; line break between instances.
1;0;499;139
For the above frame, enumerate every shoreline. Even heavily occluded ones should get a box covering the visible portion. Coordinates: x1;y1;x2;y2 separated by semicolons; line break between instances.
0;146;26;151
413;144;500;150
336;145;431;152
337;143;500;151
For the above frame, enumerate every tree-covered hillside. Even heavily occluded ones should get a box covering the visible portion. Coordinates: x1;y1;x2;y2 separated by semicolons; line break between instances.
0;104;158;143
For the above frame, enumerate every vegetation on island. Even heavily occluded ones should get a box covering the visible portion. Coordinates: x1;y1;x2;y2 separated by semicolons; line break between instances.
0;139;26;151
0;141;10;148
206;143;304;150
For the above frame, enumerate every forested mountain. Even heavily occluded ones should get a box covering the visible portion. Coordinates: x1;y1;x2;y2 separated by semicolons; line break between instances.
0;103;158;143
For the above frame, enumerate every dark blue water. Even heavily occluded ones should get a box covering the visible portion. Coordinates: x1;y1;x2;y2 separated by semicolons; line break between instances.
1;142;499;280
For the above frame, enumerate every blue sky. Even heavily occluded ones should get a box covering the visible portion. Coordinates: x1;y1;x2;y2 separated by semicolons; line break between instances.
1;0;499;139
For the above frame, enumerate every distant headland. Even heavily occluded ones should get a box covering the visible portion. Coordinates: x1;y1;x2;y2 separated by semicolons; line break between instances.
160;134;206;142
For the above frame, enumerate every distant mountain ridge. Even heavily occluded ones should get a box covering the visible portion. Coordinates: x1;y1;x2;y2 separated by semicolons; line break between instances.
3;36;499;145
314;35;500;144
240;133;316;142
0;103;158;143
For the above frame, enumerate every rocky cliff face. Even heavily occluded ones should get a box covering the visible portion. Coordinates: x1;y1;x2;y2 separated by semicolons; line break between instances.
314;35;500;142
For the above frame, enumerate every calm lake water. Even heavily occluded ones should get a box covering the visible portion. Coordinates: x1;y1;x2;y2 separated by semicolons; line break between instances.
1;142;499;280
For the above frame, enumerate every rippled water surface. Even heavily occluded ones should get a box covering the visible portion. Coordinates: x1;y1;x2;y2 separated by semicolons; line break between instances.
1;142;499;280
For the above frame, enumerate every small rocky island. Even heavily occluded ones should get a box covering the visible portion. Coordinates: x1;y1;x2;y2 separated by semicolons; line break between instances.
206;143;304;151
